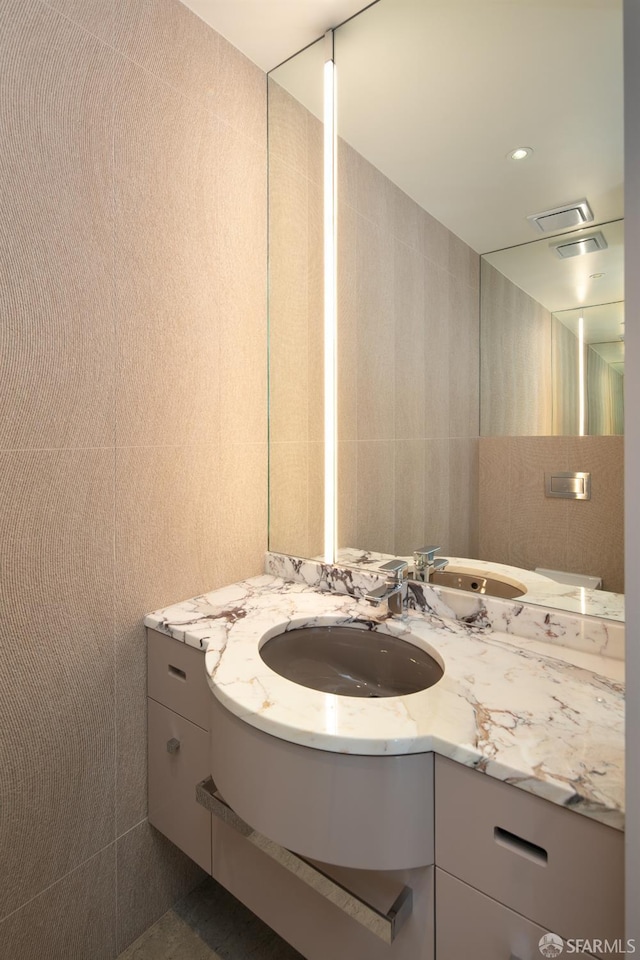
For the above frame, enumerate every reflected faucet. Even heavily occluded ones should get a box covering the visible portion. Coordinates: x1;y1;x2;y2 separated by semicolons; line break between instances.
364;559;408;619
412;546;449;582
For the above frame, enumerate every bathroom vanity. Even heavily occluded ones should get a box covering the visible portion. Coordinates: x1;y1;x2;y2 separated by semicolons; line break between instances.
145;555;624;960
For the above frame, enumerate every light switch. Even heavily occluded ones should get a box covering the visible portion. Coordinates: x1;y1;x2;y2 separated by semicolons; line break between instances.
544;472;591;500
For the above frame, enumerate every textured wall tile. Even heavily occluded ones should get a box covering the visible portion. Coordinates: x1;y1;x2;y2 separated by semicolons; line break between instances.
308;181;325;443
114;59;221;447
214;121;267;444
394;242;426;440
269;441;310;558
424;439;451;554
210;32;266;145
269;157;308;444
565;436;624;592
308;440;325;560
356;220;394;441
478;437;511;564
422;210;450;272
0;846;116;960
395;440;426;555
480;262;552;436
114;444;224;832
0;0;114;449
215;441;268;587
337;441;358;552
337;204;358;443
449;438;479;557
0;449;115;916
423;260;450;439
307;112;324;189
115;0;265;143
114;0;217;97
552;316;580;435
44;0;114;44
356;441;395;553
448;232;479;291
338;139;359;214
449;274;480;439
116;820;204;954
390;182;422;252
268;80;308;175
509;437;569;572
356;154;394;234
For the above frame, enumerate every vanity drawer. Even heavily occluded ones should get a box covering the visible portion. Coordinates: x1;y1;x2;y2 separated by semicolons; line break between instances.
148;698;211;872
434;756;624;946
147;627;210;730
436;869;597;960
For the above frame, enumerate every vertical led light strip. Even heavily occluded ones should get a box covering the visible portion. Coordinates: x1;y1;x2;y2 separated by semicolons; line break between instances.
323;31;338;563
578;315;586;436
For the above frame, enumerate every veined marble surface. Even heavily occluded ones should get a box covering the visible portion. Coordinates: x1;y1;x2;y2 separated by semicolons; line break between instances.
266;552;624;662
146;569;624;831
335;547;625;623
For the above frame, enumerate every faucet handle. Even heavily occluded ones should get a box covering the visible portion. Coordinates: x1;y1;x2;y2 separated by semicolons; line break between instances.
379;559;408;581
414;545;441;564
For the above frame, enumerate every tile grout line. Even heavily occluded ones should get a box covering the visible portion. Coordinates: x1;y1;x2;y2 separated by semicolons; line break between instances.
0;845;116;928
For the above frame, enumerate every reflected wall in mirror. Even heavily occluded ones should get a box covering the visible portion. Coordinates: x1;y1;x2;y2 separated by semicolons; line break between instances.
267;0;625;606
481;220;624;437
268;39;325;559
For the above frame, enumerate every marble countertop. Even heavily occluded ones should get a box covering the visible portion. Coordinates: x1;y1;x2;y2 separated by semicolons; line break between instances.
145;564;624;832
335;548;625;622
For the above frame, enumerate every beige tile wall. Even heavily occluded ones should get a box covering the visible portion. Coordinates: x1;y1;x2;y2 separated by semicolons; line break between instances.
478;436;624;592
268;81;325;557
481;260;553;436
0;1;267;956
338;141;480;558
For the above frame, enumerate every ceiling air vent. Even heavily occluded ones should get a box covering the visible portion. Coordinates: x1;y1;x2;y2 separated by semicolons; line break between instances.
527;199;594;233
550;231;608;259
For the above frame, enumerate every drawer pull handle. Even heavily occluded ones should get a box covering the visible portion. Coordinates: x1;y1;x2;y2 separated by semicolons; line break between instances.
494;827;547;865
196;777;412;945
168;664;187;681
166;738;181;754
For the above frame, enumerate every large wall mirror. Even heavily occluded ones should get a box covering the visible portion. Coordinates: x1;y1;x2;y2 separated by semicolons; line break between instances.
268;0;624;615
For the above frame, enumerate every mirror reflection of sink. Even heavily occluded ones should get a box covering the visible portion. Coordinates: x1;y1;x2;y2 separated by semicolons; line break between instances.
429;569;526;600
259;624;444;697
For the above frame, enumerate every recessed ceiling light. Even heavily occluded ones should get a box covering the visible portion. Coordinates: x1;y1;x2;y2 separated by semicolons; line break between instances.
507;147;533;161
589;272;605;279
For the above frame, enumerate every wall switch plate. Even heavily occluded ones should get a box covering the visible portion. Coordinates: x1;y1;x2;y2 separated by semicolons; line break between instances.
544;472;591;500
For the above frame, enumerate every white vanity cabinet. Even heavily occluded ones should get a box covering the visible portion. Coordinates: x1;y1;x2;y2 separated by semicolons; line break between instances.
147;630;624;960
147;629;212;872
435;756;624;960
147;628;436;960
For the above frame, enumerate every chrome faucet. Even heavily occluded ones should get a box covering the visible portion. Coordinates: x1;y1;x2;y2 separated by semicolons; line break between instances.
412;545;449;582
364;559;408;619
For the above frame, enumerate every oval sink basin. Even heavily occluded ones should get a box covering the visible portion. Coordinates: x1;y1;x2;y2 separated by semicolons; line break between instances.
430;569;525;599
259;623;443;697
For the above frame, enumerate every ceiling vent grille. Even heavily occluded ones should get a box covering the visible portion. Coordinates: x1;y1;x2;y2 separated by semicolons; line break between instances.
527;199;594;233
550;231;608;259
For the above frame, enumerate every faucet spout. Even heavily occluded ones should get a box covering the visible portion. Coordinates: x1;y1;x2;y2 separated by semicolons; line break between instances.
412;546;449;582
364;560;408;619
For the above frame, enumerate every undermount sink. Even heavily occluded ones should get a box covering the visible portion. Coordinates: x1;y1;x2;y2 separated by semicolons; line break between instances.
429;569;525;599
259;623;444;697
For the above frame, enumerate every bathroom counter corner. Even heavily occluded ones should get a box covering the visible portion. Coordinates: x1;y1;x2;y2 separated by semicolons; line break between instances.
145;567;624;832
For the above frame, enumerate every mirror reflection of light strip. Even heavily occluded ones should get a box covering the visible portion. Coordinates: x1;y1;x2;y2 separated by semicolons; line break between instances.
324;30;338;563
578;315;585;436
